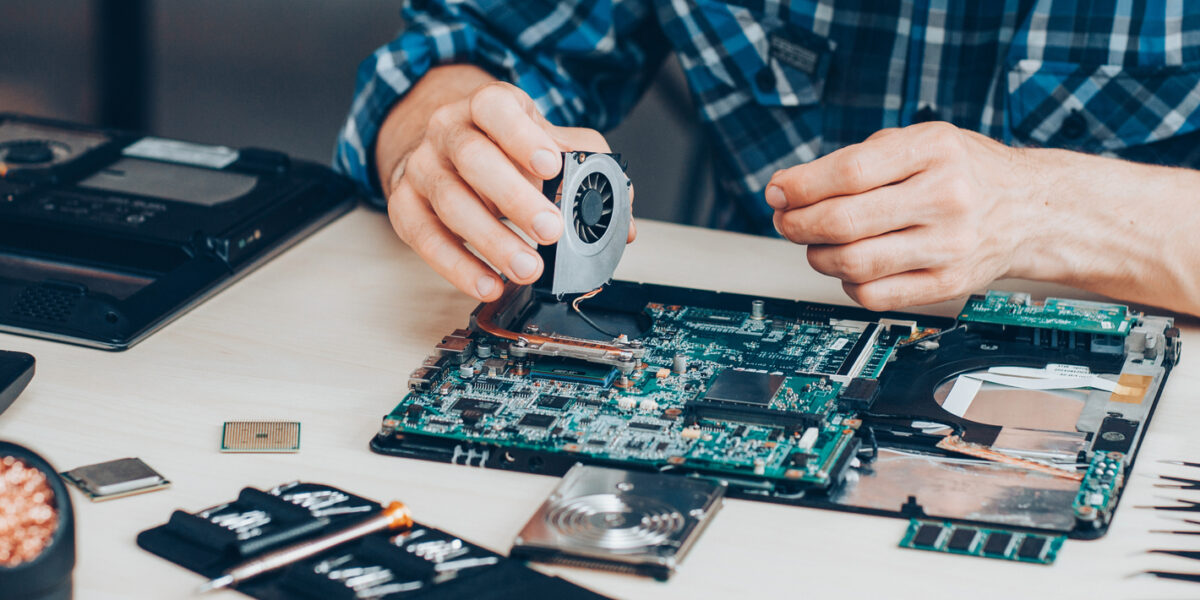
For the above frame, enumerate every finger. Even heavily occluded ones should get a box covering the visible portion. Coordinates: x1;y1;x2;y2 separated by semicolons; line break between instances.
773;180;932;245
551;126;612;153
865;127;901;141
387;179;503;302
432;123;564;245
765;122;954;210
626;183;636;243
842;270;959;312
422;160;546;285
470;83;564;179
806;227;942;284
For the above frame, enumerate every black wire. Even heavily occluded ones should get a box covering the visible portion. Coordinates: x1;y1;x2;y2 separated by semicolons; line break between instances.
575;305;621;339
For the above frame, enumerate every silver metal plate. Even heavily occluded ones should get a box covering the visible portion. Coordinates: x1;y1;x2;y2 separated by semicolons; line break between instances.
512;464;724;576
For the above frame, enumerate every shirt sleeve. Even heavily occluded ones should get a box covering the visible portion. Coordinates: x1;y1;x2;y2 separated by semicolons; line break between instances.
333;0;668;203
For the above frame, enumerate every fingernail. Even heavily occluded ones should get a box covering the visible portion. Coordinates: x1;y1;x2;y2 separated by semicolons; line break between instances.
510;252;539;280
531;150;559;178
476;275;497;298
765;185;786;209
532;211;561;242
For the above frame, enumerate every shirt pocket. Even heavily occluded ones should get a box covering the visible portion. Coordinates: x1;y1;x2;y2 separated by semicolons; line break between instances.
1007;59;1200;153
669;1;834;108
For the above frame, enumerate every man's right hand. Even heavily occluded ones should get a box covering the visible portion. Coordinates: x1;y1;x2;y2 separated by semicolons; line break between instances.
378;70;625;302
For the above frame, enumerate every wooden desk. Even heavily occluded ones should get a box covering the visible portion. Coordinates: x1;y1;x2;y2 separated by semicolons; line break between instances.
2;208;1199;599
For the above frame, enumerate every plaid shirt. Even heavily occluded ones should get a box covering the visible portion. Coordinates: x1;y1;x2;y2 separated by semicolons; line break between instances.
336;1;1200;235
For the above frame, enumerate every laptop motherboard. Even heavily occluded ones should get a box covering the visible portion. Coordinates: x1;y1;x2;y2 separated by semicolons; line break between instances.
372;282;1178;540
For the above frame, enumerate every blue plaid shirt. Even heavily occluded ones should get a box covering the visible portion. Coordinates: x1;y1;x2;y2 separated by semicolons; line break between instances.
336;1;1200;235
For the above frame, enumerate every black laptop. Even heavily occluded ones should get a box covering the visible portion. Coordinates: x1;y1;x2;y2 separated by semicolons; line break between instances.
0;114;358;350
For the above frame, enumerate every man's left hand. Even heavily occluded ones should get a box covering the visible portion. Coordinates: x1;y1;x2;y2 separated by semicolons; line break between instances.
766;122;1043;311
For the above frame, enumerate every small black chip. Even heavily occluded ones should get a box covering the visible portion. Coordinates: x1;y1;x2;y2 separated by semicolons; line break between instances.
451;398;500;413
628;421;663;431
946;528;977;552
787;453;811;467
1017;536;1047;560
537;395;572;410
703;369;785;406
460;409;484;427
518;413;556;429
982;532;1013;556
912;523;944;548
839;378;880;410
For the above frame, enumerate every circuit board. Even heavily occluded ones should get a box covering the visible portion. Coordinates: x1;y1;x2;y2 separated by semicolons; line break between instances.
900;520;1065;565
380;298;918;489
958;290;1134;335
373;280;1179;540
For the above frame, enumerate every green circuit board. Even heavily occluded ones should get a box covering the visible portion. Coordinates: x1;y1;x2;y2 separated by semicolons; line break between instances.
900;520;1065;565
381;300;925;489
958;291;1133;335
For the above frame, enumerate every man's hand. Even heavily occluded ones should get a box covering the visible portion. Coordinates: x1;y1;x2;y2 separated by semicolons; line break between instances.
380;69;630;302
766;122;1044;311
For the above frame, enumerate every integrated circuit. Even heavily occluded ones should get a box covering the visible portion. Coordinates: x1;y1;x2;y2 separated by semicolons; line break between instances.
529;358;618;388
536;395;572;410
703;369;784;406
518;413;556;429
451;398;501;414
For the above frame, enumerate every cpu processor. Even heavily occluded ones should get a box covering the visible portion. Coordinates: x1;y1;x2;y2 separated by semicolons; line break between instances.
61;457;170;501
221;421;301;453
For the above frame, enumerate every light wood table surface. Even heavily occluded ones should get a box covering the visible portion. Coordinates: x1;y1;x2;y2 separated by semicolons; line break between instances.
1;207;1199;599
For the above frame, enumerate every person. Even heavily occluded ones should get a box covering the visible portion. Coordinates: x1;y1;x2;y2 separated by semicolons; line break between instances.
335;2;1200;316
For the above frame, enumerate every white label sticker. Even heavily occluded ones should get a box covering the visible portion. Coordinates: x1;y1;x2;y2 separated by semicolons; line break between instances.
830;338;849;351
123;137;239;169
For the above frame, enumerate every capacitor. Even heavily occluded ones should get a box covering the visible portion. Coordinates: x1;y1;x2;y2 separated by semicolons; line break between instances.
672;354;688;375
753;458;766;475
751;299;765;320
475;342;492;359
458;364;475;379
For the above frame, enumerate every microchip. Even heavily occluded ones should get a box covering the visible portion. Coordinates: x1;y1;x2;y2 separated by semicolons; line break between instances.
982;532;1013;556
530;358;618;388
787;452;811;467
221;421;301;453
838;378;879;410
628;421;663;431
451;398;501;413
460;409;484;427
61;457;170;501
912;523;944;548
946;528;978;552
703;369;785;406
536;395;572;410
1016;535;1048;560
518;413;556;429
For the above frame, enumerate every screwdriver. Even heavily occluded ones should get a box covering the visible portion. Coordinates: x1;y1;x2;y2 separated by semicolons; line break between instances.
196;500;413;593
